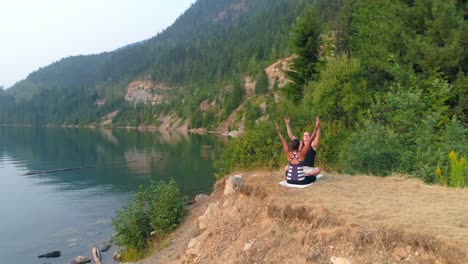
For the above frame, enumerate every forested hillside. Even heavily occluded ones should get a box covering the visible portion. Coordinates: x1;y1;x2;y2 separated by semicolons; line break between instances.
0;0;466;183
0;0;312;126
213;0;467;185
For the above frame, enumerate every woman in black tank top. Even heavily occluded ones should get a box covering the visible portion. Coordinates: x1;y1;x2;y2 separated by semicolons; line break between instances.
284;116;321;177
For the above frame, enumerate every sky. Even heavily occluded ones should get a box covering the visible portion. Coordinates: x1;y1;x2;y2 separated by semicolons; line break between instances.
0;0;196;89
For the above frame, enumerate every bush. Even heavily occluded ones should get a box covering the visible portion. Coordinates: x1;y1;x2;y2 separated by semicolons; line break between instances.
436;151;468;188
214;123;281;179
340;121;401;176
112;179;187;258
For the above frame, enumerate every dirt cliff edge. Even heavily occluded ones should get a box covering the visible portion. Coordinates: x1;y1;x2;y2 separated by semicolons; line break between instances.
140;171;468;264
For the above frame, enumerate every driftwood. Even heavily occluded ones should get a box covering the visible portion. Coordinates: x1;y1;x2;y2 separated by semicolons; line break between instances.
25;167;83;175
70;256;91;264
91;246;102;264
23;160;137;176
38;250;61;258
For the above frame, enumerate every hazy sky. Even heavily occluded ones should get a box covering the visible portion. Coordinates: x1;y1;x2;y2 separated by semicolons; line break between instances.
0;0;196;88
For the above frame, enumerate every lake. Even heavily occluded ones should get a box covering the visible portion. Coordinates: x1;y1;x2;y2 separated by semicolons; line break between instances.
0;126;225;264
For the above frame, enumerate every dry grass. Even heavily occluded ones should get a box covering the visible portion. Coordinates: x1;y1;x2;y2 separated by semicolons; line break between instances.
140;171;468;264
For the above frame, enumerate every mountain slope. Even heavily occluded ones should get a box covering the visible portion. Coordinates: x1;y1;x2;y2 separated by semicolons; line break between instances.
1;0;323;127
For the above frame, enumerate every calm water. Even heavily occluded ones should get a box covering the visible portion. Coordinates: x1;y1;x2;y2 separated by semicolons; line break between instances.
0;126;224;264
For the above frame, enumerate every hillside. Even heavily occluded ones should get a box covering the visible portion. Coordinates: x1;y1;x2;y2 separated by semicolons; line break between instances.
0;0;314;128
0;0;465;186
139;171;468;264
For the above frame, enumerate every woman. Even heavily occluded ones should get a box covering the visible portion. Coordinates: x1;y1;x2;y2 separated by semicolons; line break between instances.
276;121;317;185
284;115;321;176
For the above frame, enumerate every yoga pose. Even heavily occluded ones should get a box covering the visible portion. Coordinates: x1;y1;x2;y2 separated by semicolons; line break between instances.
276;121;317;185
284;115;321;176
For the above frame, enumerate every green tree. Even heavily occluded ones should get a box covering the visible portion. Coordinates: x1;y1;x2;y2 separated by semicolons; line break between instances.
284;6;322;102
255;70;269;95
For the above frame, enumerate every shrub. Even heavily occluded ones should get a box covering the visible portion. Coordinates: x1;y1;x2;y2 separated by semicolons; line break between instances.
147;180;187;237
214;123;281;179
113;188;151;252
436;151;467;188
113;179;187;258
340;121;401;176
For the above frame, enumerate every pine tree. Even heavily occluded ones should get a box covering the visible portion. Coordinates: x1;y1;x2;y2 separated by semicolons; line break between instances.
284;6;321;103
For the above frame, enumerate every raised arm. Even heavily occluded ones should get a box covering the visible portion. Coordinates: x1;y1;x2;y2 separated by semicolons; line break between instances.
311;117;321;150
284;115;297;140
276;121;289;154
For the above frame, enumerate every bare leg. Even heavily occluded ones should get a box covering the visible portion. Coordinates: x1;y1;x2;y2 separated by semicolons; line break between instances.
305;167;320;177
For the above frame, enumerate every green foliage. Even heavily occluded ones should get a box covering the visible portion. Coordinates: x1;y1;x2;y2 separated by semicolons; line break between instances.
436;151;468;188
113;187;151;252
113;179;187;255
283;5;322;102
120;247;143;262
214;123;281;179
448;151;467;187
147;180;187;237
2;0;309;126
303;54;369;127
2;0;467;185
255;70;269;95
223;80;245;117
244;100;262;130
340;121;401;176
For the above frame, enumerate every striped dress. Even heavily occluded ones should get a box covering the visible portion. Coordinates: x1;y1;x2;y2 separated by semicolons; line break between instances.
286;152;305;181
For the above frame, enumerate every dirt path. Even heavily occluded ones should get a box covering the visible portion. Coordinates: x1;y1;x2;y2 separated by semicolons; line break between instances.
139;171;468;264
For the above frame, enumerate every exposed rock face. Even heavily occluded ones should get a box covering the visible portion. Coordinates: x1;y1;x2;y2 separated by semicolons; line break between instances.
198;202;222;232
99;110;119;126
243;76;256;97
265;55;295;88
124;80;171;104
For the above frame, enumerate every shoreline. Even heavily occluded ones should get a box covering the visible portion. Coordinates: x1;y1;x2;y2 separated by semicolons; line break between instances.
0;123;239;137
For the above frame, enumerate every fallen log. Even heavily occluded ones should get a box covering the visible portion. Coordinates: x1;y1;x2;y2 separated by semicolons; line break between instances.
91;246;101;264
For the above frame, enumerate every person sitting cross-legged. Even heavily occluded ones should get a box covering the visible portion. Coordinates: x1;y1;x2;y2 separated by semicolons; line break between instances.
283;115;321;177
276;120;317;185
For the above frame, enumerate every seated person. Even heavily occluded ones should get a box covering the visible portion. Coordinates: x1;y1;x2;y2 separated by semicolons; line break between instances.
284;115;321;176
276;121;317;185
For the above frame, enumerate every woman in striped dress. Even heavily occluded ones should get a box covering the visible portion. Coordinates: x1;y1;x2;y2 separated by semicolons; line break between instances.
276;121;317;185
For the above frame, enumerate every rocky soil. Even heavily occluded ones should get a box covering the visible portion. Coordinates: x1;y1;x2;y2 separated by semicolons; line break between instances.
138;171;468;264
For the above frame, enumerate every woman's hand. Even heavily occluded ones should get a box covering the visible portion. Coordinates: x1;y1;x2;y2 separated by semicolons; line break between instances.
284;115;290;125
275;121;280;131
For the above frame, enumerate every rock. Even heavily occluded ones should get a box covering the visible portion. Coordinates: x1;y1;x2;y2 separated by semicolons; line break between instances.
195;194;208;202
224;174;243;195
330;256;351;264
222;196;236;208
113;251;122;262
393;246;410;261
100;243;111;252
198;202;221;231
243;242;253;251
188;237;198;249
38;251;61;258
70;256;91;264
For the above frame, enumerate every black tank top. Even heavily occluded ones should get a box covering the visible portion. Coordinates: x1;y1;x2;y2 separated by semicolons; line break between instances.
303;148;316;167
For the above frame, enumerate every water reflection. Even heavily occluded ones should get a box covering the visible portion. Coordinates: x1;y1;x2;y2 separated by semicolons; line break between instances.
0;126;226;264
0;126;225;195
